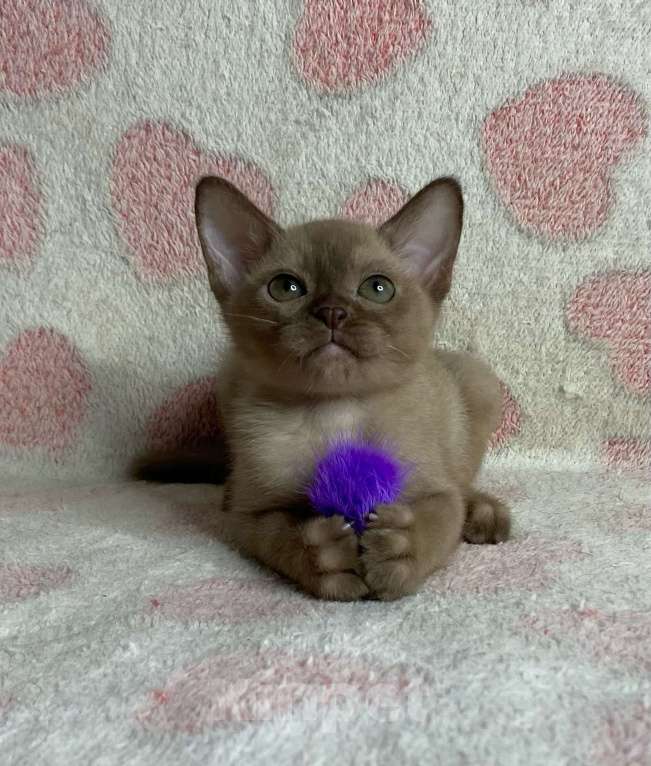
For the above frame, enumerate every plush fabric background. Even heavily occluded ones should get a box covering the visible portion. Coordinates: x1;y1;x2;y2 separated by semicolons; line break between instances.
2;468;650;765
0;0;649;484
1;2;650;764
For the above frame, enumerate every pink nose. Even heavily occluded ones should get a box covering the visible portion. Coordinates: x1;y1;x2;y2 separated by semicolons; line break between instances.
313;306;348;330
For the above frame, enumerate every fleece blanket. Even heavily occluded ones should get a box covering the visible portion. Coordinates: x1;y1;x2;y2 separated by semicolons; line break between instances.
2;467;650;765
0;1;649;764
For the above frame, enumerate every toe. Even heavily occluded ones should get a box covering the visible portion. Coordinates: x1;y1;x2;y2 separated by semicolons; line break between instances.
316;573;369;601
315;536;359;573
303;515;354;546
464;493;511;544
362;528;411;560
367;503;414;530
363;560;417;601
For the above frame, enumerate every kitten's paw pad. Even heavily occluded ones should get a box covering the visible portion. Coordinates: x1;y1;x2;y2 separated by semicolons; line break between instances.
361;504;419;601
302;516;368;601
463;492;511;544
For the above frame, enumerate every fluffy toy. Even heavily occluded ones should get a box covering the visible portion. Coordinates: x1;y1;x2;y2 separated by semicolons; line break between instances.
307;438;408;534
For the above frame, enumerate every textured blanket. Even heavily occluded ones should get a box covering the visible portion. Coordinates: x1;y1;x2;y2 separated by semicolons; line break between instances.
2;467;650;765
0;1;649;764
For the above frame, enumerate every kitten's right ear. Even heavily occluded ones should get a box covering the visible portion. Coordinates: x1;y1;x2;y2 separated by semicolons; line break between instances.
195;177;281;301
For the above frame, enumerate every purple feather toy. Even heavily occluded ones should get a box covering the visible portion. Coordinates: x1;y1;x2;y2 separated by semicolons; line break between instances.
307;438;408;534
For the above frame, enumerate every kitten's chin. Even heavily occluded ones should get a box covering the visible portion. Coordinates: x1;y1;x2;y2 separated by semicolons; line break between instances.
301;345;414;397
305;341;356;363
236;342;415;398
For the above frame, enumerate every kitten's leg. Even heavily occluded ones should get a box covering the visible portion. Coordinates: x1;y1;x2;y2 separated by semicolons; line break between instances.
435;350;502;477
223;506;369;601
463;490;510;544
360;492;465;601
436;350;512;543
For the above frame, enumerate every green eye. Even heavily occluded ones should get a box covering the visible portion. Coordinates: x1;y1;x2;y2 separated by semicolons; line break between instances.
358;275;395;304
268;274;307;302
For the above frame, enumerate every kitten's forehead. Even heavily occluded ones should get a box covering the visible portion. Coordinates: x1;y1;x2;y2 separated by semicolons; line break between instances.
279;219;395;274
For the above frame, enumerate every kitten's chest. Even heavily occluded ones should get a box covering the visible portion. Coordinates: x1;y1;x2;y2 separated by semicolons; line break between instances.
233;398;366;493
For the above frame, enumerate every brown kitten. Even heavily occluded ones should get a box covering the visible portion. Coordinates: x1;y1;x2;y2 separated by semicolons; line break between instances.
142;176;510;601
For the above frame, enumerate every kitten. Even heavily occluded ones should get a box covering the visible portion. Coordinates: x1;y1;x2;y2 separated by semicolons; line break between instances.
138;176;510;601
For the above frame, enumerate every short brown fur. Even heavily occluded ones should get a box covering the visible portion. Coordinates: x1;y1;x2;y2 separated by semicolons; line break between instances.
137;176;510;601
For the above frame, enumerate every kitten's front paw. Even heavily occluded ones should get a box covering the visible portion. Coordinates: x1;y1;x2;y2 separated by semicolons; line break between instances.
360;504;421;601
301;516;369;601
463;491;511;544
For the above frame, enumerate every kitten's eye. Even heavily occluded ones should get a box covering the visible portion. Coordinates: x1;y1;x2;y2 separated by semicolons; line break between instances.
268;274;307;302
358;275;395;304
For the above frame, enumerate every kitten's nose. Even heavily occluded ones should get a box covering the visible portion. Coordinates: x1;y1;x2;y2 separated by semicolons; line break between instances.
312;305;348;330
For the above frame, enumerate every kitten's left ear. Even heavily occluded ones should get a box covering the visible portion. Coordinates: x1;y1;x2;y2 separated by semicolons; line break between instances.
379;178;463;301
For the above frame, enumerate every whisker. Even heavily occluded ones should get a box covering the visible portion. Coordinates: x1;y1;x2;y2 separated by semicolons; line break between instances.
388;344;410;360
222;313;279;326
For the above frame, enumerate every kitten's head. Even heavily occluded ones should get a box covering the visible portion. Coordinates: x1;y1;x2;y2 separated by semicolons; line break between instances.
195;177;463;397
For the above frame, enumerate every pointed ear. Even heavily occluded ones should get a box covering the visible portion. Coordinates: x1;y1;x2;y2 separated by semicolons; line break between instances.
195;176;281;301
379;178;463;301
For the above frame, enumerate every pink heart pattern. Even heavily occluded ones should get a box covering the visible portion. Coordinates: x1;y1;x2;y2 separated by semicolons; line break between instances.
0;563;73;603
0;145;42;265
482;74;647;239
428;536;586;595
567;271;650;397
591;700;651;766
292;0;433;93
340;178;409;226
601;438;651;474
0;697;15;719
110;121;275;281
0;327;92;450
145;376;221;452
0;0;111;98
600;502;651;533
490;381;522;450
148;577;306;623
524;608;651;673
136;651;420;732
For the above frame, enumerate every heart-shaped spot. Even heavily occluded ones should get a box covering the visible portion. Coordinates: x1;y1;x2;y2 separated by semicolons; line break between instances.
340;179;409;226
145;376;220;452
591;700;651;766
292;0;433;93
601;438;651;473
482;74;647;239
524;608;651;673
0;697;15;718
136;651;421;732
600;503;651;533
111;121;275;281
0;328;92;450
0;0;111;97
0;145;42;265
148;577;306;623
0;563;74;603
489;381;522;449
567;271;650;396
428;536;586;595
